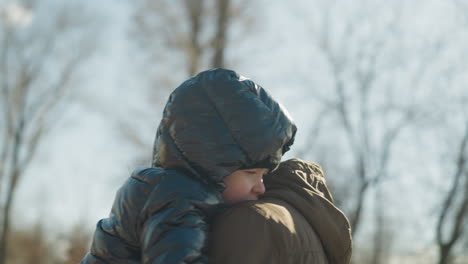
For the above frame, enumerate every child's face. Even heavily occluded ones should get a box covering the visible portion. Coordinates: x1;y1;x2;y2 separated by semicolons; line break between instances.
222;168;268;204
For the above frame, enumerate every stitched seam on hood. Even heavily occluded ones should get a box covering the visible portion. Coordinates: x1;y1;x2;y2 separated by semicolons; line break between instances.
201;80;253;165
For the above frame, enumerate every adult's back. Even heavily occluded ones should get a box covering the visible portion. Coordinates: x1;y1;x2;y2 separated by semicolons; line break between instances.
209;159;352;264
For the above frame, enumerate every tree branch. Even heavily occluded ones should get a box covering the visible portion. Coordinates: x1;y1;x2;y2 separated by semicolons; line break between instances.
294;106;333;159
436;122;468;246
211;0;229;68
184;0;204;76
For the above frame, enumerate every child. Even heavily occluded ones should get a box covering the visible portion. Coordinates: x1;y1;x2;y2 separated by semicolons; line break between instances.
81;68;296;264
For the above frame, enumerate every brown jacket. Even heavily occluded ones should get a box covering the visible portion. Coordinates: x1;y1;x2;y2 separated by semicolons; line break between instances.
209;159;352;264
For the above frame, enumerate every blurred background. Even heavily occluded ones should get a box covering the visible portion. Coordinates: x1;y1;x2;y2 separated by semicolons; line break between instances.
1;0;468;263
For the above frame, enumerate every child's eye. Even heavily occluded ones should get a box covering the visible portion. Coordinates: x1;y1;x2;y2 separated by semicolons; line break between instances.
243;169;268;176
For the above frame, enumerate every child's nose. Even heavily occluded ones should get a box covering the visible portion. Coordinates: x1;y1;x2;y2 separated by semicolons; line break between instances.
252;181;265;195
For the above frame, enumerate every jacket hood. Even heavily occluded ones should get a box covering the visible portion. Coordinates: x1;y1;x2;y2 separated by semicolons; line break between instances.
263;158;352;264
152;68;296;189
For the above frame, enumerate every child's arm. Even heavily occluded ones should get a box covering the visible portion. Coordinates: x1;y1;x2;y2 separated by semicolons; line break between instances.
139;170;221;264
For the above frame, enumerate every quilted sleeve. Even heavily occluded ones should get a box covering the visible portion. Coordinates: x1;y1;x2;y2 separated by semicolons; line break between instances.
139;170;221;264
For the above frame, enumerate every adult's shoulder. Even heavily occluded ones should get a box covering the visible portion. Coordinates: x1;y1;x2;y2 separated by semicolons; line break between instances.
209;201;277;263
210;200;296;250
212;198;306;243
215;199;296;228
209;199;327;264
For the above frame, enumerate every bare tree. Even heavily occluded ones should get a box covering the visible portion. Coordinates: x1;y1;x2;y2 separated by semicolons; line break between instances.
0;2;96;263
432;2;468;263
132;0;241;78
211;0;230;68
370;186;394;264
436;120;468;264
300;0;426;236
292;5;457;264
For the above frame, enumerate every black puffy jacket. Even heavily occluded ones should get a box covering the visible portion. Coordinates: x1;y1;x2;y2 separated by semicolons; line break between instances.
81;68;296;264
